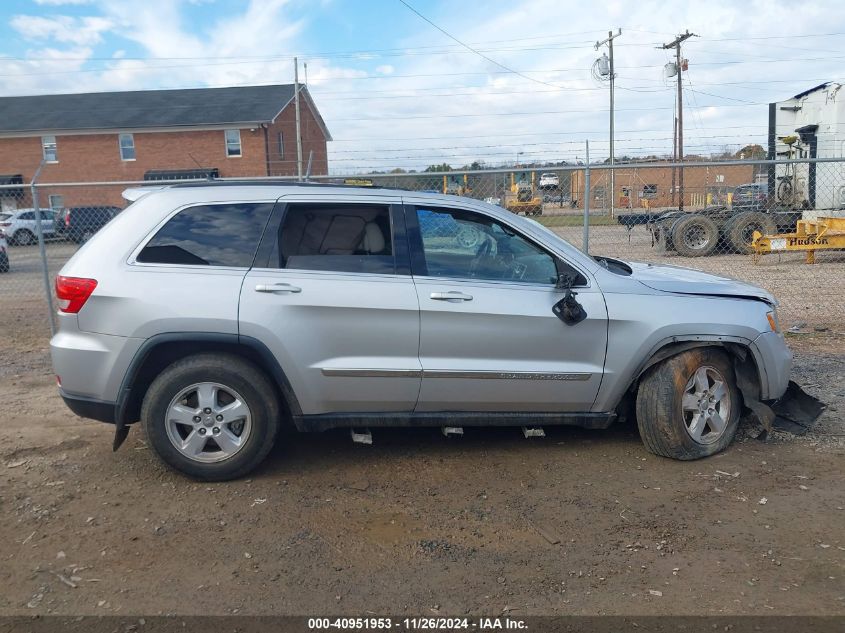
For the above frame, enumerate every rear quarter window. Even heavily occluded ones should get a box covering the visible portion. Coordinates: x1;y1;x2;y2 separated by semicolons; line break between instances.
137;202;273;267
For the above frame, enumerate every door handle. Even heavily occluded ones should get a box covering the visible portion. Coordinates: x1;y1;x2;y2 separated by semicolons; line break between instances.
255;283;302;294
430;291;473;302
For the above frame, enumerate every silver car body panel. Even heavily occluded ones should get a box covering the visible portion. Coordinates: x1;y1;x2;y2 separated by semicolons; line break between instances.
239;191;421;414
50;312;144;402
50;184;793;426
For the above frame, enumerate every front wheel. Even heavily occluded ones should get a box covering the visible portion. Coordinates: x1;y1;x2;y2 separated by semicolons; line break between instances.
141;353;280;481
636;348;741;460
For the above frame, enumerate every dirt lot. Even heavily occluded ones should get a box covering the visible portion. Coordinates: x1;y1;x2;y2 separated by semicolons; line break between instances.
0;260;843;616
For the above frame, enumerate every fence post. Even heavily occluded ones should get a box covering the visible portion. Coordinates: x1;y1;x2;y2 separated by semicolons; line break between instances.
30;160;56;336
583;140;590;254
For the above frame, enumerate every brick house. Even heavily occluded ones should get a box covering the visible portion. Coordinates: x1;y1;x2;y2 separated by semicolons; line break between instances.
0;84;331;209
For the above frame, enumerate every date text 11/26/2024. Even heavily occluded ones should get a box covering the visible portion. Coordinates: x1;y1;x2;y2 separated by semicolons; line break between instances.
307;617;528;630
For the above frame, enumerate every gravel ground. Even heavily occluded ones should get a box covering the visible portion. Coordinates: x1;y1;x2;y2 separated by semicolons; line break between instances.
0;271;842;616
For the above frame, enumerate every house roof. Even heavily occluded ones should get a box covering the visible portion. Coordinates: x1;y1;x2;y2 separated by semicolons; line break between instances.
0;84;331;139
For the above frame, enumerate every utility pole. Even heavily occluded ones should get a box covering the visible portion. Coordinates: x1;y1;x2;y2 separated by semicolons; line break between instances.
595;28;621;217
671;116;677;205
583;140;591;254
294;57;304;181
661;30;696;211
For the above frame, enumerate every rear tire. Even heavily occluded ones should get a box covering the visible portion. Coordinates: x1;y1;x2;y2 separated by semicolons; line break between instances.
671;215;719;257
13;230;35;246
725;211;776;254
636;348;740;460
141;353;280;481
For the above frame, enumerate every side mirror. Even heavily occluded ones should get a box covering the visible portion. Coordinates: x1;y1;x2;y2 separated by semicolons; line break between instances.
552;272;587;326
555;271;575;289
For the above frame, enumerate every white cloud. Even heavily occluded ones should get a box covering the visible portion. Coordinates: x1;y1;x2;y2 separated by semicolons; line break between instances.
33;0;94;5
11;14;114;46
4;0;845;173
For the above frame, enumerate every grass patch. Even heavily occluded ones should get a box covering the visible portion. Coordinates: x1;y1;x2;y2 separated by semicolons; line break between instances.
535;214;619;227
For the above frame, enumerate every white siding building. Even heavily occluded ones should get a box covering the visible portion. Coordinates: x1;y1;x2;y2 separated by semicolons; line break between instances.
769;82;845;216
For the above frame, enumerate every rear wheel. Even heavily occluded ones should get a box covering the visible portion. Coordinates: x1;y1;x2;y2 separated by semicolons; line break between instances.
141;353;280;481
636;348;740;460
13;230;35;246
725;211;776;254
671;215;719;257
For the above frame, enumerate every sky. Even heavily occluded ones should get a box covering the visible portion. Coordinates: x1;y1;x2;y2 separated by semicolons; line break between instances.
2;0;845;174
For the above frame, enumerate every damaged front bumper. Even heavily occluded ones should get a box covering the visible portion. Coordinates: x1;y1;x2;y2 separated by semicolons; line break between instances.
738;332;824;436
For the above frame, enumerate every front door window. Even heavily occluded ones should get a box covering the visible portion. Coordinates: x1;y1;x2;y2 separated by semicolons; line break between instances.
415;207;558;285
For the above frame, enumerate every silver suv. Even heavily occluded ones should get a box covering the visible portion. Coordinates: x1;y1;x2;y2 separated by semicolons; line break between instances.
50;182;792;480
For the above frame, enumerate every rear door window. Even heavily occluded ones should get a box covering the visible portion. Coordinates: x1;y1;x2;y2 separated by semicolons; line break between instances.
266;203;395;274
137;203;273;267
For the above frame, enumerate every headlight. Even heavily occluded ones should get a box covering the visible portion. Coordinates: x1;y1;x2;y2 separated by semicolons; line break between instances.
766;309;780;333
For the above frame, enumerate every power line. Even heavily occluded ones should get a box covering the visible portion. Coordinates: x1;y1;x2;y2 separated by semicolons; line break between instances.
396;0;564;90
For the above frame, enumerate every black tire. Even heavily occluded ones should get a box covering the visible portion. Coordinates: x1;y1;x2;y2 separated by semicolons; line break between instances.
671;214;719;257
13;230;35;246
141;353;281;481
636;348;741;460
725;211;777;254
651;217;676;253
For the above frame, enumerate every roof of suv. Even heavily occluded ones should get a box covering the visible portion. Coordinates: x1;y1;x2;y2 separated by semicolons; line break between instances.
122;180;461;203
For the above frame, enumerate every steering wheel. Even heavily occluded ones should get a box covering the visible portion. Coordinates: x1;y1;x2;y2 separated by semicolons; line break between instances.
468;239;492;277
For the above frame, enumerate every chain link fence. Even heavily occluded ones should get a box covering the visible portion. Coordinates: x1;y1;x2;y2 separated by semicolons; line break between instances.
1;158;843;350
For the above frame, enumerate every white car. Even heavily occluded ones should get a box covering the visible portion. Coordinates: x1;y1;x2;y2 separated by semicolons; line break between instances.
0;208;57;246
538;173;560;190
0;231;9;272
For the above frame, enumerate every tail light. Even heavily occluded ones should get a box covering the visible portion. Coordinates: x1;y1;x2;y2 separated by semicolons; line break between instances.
55;276;97;313
64;210;71;227
0;221;10;227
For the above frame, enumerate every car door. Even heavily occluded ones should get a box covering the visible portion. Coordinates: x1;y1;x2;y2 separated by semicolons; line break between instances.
39;210;56;235
239;194;421;416
405;201;608;413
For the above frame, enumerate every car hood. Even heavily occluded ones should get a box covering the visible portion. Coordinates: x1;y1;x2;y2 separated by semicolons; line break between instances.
626;261;776;305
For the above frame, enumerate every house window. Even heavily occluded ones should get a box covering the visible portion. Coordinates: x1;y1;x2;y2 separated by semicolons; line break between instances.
48;194;64;211
641;184;658;199
278;132;284;158
225;129;242;157
42;136;58;162
119;133;136;160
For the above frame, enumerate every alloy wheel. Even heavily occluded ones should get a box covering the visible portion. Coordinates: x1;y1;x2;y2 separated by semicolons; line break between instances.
681;366;732;444
164;382;252;463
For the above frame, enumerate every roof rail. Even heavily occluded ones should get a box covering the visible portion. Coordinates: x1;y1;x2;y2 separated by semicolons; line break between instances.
168;179;382;190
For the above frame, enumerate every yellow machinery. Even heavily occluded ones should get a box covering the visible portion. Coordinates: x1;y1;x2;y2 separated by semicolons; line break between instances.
752;216;845;264
442;174;471;196
504;172;542;216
